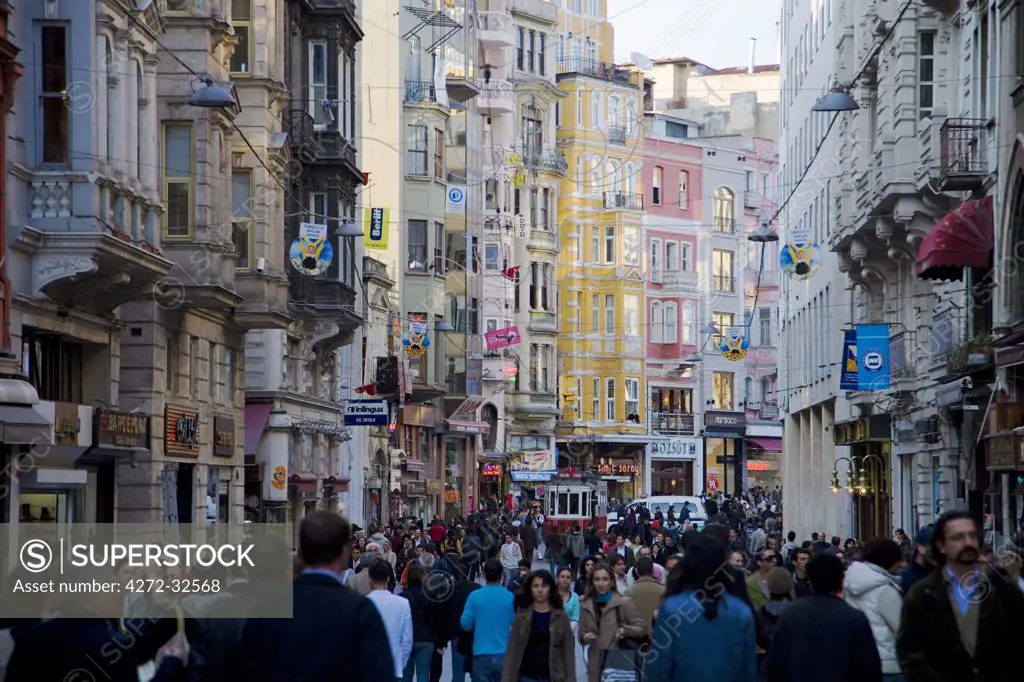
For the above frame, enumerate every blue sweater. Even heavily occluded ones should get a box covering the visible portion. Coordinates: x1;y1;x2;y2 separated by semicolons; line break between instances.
646;591;756;682
459;584;515;656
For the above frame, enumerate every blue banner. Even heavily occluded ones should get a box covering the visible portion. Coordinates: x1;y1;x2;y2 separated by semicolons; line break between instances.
856;324;890;390
840;330;859;391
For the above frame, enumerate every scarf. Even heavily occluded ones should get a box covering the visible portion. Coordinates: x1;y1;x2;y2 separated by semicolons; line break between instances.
595;591;614;604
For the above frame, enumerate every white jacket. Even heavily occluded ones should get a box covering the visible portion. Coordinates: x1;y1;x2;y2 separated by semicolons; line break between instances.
843;561;902;674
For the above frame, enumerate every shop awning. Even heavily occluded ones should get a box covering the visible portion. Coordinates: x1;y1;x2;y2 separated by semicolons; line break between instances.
244;403;274;456
323;475;350;493
446;419;490;435
0;404;52;445
747;436;782;452
916;195;994;281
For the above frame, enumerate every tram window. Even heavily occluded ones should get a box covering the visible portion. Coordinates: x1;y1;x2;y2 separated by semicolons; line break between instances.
548;494;557;516
557;493;569;515
582;492;590;514
569;494;580;515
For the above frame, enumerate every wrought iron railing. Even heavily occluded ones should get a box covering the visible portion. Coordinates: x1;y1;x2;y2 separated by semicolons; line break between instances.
556;59;641;87
940;118;987;183
649;411;696;435
603;191;644;210
404;80;437;104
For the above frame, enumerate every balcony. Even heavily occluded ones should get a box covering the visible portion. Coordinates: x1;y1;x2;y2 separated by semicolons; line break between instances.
522;146;568;177
713;218;737;234
362;256;394;286
556;59;642;88
285;108;317;164
759;402;780;420
477;79;515;114
939;118;988;192
753;269;780;287
649;411;696;436
288;267;361;332
21;222;173;315
711;275;736;294
528;310;558;333
478;11;514;47
649;268;663;284
603;191;644;210
660;270;699;291
509;390;561;417
510;0;558;22
890;331;915;391
527;229;558;253
947;337;993;376
608;125;627;146
743;190;764;209
404;80;439;105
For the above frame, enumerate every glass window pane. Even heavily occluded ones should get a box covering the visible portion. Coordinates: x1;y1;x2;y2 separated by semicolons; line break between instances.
231;27;250;73
164;125;191;177
41;27;67;92
312;44;326;84
232;172;251;217
166;0;190;10
232;0;252;20
166;183;191;235
233;225;250;268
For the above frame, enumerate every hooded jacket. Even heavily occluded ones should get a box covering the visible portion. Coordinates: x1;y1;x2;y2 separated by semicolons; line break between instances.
842;560;902;674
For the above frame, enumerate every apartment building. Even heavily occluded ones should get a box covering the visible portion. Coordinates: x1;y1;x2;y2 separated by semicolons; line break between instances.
642;111;782;497
477;0;564;502
555;0;648;503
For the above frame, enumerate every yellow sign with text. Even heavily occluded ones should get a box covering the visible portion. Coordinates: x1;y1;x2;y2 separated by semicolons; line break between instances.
364;207;390;250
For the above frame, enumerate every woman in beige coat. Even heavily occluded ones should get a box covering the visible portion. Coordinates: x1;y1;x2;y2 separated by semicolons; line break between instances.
578;564;647;682
503;571;576;682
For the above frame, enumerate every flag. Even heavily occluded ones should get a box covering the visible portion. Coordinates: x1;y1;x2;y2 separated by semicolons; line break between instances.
354;383;377;396
501;266;520;280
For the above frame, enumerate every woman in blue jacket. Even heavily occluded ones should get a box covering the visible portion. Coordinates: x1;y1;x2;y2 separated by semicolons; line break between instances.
645;534;757;682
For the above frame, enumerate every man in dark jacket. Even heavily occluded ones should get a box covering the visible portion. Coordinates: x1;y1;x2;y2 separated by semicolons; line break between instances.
896;512;1024;682
898;526;935;595
432;561;479;682
240;511;393;682
6;565;182;682
702;524;755;612
764;553;881;682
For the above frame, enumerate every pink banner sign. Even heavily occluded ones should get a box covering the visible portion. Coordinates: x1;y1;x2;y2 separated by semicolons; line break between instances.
485;326;522;351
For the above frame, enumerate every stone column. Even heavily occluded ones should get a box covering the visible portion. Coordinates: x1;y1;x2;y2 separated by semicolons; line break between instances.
94;38;108;175
108;32;129;178
125;56;138;182
143;56;159;244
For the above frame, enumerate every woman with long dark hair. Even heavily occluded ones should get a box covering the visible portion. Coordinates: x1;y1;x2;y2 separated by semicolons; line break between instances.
574;556;595;596
502;571;576;682
577;563;646;682
646;535;756;682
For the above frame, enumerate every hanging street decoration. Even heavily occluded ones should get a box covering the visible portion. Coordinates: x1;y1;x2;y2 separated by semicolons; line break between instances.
509;153;527;187
403;320;430;358
354;382;378;396
780;226;821;280
501;265;521;281
363;207;390;250
290;222;333;275
720;326;749;361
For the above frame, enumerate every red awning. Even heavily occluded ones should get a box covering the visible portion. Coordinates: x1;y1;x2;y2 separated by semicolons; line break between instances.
916;195;994;281
289;473;317;494
244;403;273;456
747;436;782;452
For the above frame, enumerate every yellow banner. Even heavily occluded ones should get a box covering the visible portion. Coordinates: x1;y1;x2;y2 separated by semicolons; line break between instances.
363;207;390;250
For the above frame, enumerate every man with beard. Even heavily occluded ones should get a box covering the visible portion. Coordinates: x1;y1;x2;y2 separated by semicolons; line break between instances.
897;511;1024;682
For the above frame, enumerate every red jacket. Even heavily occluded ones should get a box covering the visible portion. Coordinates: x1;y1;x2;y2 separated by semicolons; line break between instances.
428;523;446;544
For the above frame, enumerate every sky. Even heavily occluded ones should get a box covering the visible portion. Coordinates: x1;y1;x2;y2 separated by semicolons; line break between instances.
606;0;783;69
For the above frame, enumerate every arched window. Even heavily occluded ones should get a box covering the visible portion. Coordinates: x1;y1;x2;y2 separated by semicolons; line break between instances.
605;160;619;192
589;156;601;194
650;301;663;343
681;302;695;343
664;302;678;343
761;376;771;403
625;163;637;194
482;404;499;450
626;98;638;134
576;155;585;191
745;377;754;402
591;91;603;129
714;187;735;232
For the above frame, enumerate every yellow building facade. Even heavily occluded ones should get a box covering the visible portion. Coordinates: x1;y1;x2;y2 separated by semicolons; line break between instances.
553;0;648;500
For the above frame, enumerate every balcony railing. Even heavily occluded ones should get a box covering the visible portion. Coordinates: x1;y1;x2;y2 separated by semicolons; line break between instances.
404;80;437;104
712;275;735;293
603;191;644;210
743;190;763;208
556;59;641;88
713;218;737;234
940;118;987;191
608;125;627;145
522;146;568;176
759;402;779;420
284;108;316;160
890;331;914;382
478;11;512;34
362;256;393;284
649;411;696;436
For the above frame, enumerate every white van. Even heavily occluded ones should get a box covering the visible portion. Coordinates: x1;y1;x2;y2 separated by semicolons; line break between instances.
607;496;709;531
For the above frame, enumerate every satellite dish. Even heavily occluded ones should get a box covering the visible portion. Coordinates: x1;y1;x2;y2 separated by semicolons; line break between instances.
630;52;655;71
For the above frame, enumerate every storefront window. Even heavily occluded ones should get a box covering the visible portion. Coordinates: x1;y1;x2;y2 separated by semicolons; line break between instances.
445;440;463;520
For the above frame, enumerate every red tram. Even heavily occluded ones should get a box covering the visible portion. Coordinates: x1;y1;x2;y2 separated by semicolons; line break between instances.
543;478;608;533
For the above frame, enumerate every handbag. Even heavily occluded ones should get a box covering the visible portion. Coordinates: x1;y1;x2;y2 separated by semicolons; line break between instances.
598;606;643;682
137;605;188;682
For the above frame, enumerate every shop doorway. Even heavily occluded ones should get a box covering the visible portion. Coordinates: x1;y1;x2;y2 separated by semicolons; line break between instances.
18;491;80;524
651;461;694;496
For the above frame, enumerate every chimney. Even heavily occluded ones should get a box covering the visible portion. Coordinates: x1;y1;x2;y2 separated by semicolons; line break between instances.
748;38;757;74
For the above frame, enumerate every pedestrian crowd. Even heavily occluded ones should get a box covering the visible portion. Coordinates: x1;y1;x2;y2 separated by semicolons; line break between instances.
1;494;1023;682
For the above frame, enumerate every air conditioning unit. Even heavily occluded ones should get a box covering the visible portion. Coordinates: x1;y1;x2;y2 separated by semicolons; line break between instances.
616;194;627;207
